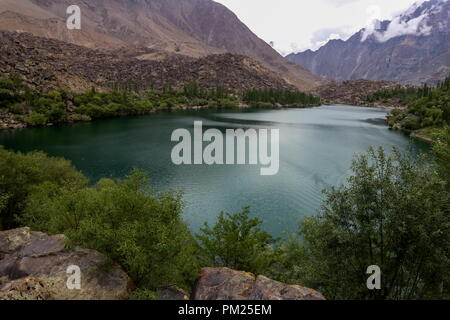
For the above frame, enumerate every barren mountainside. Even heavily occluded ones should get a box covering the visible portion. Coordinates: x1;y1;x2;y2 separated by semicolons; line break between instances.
0;30;295;92
0;0;324;91
286;0;450;85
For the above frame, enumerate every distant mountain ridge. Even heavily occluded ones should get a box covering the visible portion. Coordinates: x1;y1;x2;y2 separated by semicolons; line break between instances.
0;0;324;91
286;0;450;85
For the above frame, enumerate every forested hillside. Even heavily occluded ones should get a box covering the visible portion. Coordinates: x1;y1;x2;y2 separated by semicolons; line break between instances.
369;76;450;137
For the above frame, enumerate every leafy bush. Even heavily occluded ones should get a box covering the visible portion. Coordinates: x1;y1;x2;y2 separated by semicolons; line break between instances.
285;147;450;300
433;126;450;186
24;111;48;126
400;115;422;130
21;169;199;290
197;207;278;275
129;289;158;300
8;103;25;115
0;147;87;229
69;113;92;122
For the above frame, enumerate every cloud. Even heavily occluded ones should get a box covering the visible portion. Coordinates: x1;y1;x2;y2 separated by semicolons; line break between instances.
285;27;356;55
322;0;359;7
215;0;428;54
361;0;444;42
376;14;431;41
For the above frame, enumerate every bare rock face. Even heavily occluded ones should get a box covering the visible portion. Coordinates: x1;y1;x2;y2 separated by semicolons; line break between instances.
0;0;323;91
192;267;325;301
0;110;27;129
313;79;403;107
0;31;295;93
0;228;132;300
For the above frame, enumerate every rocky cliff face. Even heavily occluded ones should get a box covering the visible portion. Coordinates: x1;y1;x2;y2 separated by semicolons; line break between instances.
0;31;295;92
287;0;450;85
0;0;324;91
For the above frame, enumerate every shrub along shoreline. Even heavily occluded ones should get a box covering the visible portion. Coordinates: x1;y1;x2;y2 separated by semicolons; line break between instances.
0;75;322;129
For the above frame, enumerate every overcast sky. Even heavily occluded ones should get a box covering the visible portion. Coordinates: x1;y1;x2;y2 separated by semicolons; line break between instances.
214;0;425;55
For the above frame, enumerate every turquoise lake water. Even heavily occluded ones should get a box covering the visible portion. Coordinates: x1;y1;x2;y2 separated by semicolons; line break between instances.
0;105;427;237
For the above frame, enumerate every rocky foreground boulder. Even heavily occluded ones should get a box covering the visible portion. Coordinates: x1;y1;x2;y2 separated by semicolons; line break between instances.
192;267;325;300
0;228;132;300
0;228;325;300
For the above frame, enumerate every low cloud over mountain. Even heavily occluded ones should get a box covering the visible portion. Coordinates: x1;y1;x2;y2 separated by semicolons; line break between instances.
287;0;450;85
361;0;446;42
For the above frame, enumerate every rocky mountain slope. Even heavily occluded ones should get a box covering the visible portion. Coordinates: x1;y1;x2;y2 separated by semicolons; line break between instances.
0;31;295;92
313;79;402;106
287;0;450;85
0;0;324;91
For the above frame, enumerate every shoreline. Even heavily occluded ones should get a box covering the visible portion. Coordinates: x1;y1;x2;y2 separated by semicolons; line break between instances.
0;103;321;131
389;125;435;145
1;102;436;146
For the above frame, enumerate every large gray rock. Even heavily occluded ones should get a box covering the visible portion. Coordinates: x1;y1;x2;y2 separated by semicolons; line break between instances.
192;267;325;300
0;228;132;300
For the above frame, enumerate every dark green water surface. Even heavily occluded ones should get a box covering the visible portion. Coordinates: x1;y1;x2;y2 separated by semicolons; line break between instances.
0;105;427;237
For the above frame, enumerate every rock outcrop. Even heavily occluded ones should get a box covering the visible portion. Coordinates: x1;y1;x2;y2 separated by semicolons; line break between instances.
192;267;325;300
0;229;325;300
0;228;132;300
0;109;26;129
313;79;403;107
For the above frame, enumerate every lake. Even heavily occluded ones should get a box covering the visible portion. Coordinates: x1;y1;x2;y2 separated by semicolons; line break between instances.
0;105;427;238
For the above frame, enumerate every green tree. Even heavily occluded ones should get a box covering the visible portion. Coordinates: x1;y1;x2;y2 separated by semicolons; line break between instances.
288;147;450;300
0;147;87;230
24;111;48;126
21;169;199;290
197;207;278;275
0;192;8;218
433;126;450;186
